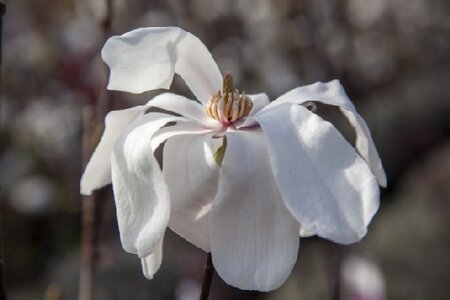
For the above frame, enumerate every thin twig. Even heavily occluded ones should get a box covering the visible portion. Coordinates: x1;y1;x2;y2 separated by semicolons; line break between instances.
329;243;342;300
78;1;113;300
0;2;7;299
79;107;96;300
95;0;113;124
199;252;214;300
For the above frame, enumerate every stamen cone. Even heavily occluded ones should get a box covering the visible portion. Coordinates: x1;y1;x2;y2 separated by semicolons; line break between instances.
223;73;234;95
206;73;253;125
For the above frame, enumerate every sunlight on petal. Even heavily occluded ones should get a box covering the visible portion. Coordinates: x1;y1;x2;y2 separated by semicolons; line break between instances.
112;112;184;257
102;27;222;103
164;133;219;252
256;104;379;244
81;105;148;195
263;79;386;187
211;131;299;291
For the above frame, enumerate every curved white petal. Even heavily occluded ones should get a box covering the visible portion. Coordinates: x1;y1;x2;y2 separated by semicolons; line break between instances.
262;80;386;187
141;238;163;279
249;93;270;116
299;225;314;238
339;109;387;187
210;131;299;291
163;133;219;252
255;104;380;244
146;93;219;127
80;105;148;195
102;27;222;104
111;112;185;257
151;122;212;151
265;80;352;110
234;116;257;129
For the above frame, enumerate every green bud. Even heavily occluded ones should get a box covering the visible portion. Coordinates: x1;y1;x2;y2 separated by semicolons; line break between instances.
213;135;227;166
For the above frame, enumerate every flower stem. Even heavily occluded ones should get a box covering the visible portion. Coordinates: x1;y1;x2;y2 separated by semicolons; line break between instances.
199;252;214;300
0;2;7;299
328;243;342;300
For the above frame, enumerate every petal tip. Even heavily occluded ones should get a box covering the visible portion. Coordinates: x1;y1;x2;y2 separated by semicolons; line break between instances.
80;189;92;196
80;177;93;196
378;171;387;188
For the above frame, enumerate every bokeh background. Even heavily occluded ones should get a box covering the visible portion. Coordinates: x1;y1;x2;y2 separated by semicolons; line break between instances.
1;0;449;299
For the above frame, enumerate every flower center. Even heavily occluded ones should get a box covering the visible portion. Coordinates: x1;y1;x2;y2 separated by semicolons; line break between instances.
206;73;253;125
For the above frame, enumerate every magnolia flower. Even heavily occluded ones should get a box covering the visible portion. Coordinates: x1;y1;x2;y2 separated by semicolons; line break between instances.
80;27;386;292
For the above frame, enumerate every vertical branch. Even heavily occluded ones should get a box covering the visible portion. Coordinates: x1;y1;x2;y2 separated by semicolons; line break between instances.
79;107;96;300
78;1;113;300
199;253;214;300
0;2;7;299
95;0;113;124
329;244;342;300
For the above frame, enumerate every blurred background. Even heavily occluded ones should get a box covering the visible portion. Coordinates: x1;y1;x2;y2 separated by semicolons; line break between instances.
1;0;449;299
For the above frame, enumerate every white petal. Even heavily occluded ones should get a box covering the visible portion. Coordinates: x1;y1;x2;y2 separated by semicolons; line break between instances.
141;238;163;279
146;93;218;127
163;133;219;252
102;27;222;104
111;112;184;257
80;105;148;195
263;80;386;187
340;109;387;187
256;104;380;244
151;122;212;152
210;131;299;291
248;93;270;116
299;225;314;237
265;80;353;109
234;115;257;129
